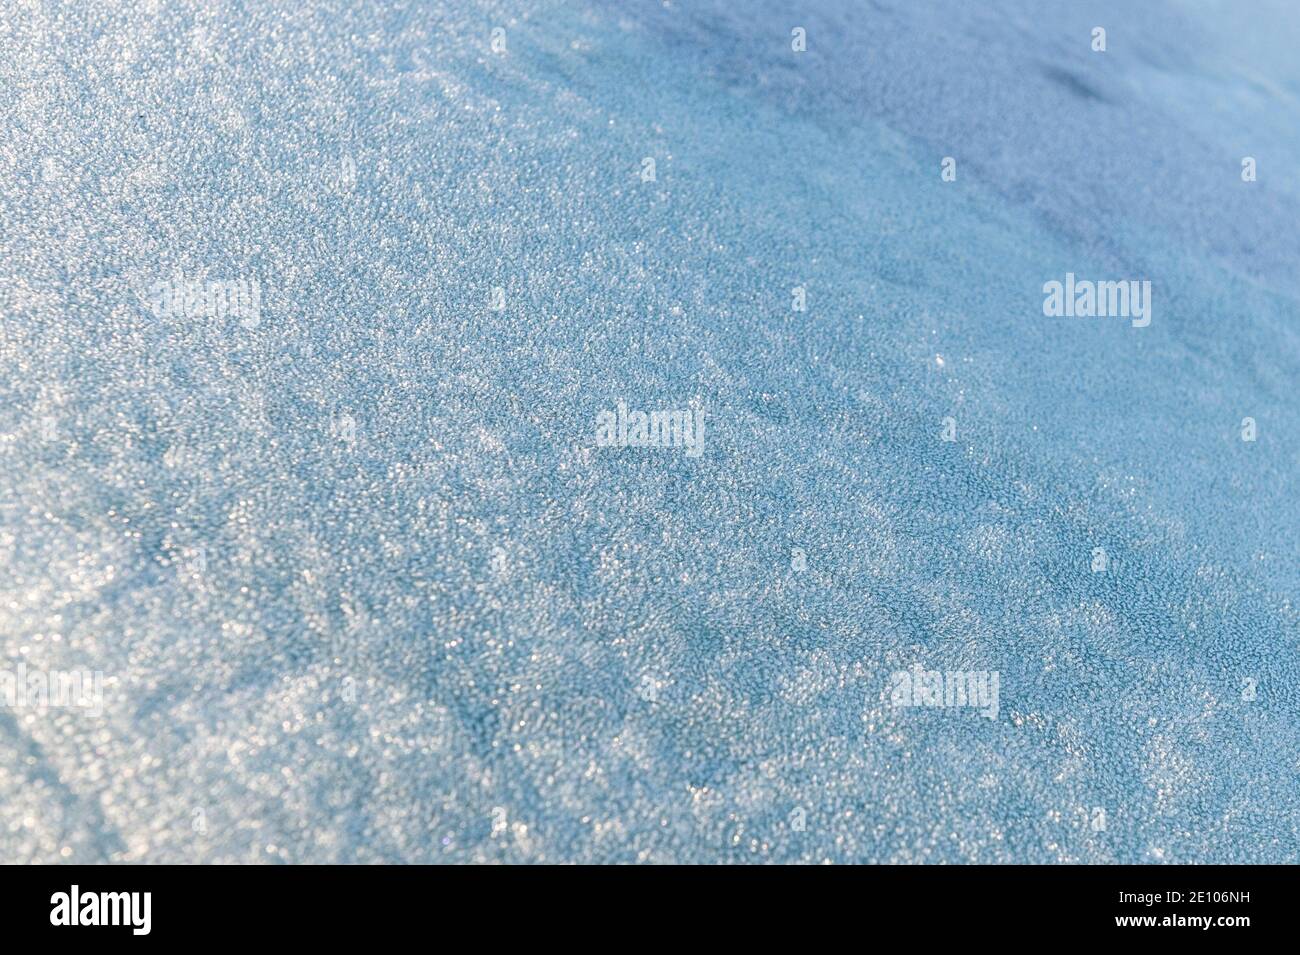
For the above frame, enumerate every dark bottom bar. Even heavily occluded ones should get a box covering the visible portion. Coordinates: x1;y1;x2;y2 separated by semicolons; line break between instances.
0;864;1285;943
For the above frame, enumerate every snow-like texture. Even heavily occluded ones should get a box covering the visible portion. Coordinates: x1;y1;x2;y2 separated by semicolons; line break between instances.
0;0;1296;863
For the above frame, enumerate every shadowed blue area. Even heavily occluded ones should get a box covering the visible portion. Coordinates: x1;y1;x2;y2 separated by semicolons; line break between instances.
0;0;1295;862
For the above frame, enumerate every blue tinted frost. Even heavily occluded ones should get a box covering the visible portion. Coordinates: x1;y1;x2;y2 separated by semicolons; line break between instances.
0;0;1297;862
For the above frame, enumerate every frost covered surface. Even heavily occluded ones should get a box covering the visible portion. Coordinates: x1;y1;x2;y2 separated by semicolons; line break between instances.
0;0;1297;863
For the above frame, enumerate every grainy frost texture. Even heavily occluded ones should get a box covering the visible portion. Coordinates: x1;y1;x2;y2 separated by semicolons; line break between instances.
1;0;1297;863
